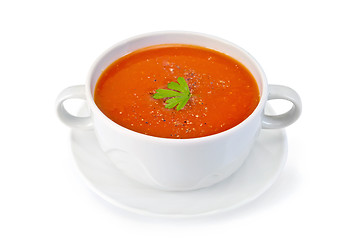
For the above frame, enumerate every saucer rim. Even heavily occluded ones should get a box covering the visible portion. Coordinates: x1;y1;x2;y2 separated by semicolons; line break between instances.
71;129;288;218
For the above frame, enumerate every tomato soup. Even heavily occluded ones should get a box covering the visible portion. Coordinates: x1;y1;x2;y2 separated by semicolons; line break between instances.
94;44;260;139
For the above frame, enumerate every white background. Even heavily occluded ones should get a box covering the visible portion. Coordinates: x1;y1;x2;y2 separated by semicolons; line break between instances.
1;0;359;239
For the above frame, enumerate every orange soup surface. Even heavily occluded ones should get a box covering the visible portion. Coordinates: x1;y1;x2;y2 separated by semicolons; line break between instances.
94;44;260;139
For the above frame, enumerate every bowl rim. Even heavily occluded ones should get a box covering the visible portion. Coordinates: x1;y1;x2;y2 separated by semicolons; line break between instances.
85;30;268;144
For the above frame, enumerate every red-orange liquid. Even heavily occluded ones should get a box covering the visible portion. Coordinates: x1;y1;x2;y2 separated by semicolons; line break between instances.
94;44;260;139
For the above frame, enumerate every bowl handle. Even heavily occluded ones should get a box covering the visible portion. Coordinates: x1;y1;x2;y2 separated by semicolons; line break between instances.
55;85;93;129
262;85;302;129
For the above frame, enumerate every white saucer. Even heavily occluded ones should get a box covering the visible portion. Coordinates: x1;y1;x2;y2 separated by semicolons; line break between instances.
70;106;287;217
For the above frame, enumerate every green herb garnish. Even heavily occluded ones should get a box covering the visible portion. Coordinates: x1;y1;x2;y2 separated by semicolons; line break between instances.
153;77;191;111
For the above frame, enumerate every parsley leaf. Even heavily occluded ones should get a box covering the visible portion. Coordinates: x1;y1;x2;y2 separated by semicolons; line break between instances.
153;77;191;111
